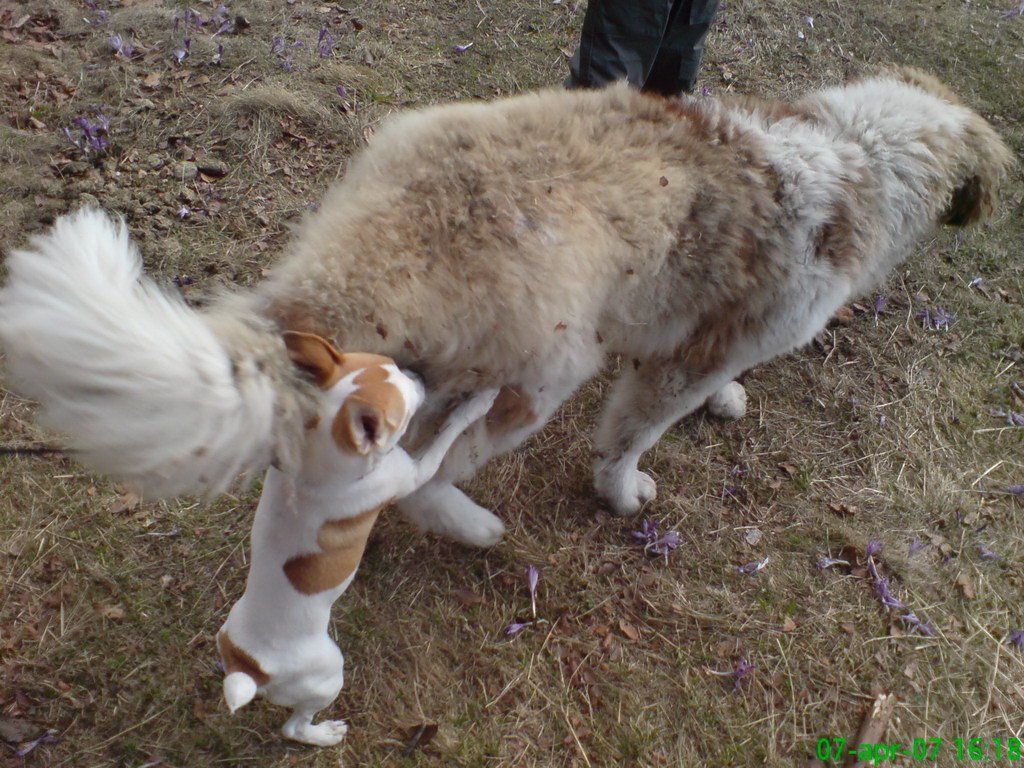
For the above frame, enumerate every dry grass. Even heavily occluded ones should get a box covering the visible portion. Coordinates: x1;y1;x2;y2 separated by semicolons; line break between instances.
1;0;1023;766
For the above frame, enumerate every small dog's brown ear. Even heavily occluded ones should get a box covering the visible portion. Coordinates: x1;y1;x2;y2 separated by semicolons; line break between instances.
333;399;392;455
283;331;344;389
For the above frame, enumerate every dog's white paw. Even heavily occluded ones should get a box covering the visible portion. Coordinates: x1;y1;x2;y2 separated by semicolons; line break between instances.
400;483;506;547
453;388;501;427
282;718;349;747
595;463;657;516
705;381;747;420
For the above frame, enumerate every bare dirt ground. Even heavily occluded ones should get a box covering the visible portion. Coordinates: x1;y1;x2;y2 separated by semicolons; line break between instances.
1;0;1022;766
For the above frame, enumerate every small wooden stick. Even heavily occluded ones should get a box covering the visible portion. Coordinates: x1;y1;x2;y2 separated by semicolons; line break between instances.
844;693;896;768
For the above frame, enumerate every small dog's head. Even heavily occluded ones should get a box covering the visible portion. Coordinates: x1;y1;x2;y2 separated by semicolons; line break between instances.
283;331;424;481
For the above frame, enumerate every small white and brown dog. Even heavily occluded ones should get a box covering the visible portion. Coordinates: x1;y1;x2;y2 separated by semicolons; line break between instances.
216;331;496;746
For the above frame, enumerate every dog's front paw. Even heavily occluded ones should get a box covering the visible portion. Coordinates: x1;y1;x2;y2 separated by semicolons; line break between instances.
282;718;349;747
595;462;657;516
457;387;500;426
705;381;746;420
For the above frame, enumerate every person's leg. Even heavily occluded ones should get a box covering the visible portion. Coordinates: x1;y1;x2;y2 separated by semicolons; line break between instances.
565;0;672;89
643;0;721;95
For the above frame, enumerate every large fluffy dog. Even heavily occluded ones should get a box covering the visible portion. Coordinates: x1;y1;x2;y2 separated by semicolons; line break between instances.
0;69;1010;546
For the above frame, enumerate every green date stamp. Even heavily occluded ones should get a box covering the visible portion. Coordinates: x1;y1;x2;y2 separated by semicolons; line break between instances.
817;737;1024;764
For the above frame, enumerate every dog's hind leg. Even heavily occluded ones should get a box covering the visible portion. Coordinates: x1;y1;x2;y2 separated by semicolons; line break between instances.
279;666;348;747
281;706;349;747
400;369;588;547
594;358;736;516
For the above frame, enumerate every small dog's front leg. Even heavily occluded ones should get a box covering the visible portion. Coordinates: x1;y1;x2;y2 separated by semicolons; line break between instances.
410;389;498;488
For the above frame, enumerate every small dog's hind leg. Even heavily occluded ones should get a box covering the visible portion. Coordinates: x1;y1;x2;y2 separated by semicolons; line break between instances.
281;709;349;747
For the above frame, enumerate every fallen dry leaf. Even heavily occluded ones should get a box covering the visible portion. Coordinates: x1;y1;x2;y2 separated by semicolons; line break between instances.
955;572;975;600
0;717;37;744
402;723;438;756
618;619;640;641
96;604;125;620
827;501;859;517
452;587;483;606
110;491;139;515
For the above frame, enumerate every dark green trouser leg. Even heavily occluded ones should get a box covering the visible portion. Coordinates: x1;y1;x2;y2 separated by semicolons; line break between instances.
566;0;720;95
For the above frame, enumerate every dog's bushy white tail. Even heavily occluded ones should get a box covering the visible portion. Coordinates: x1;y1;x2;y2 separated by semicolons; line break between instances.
223;672;258;712
0;209;304;497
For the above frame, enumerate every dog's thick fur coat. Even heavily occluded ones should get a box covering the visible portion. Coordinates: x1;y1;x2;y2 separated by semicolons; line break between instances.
0;69;1011;545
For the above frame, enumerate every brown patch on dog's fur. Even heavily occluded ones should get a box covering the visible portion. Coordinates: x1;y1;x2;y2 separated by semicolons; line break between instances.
675;311;740;374
486;385;537;435
817;200;863;272
282;506;383;595
217;630;270;685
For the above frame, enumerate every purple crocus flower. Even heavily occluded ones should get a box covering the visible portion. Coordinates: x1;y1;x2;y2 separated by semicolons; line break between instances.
336;85;349;99
1010;485;1024;496
907;537;926;557
631;519;659;543
873;295;888;314
916;306;954;330
649;530;681;556
901;612;935;637
526;565;539;617
733;657;755;691
979;544;1001;561
108;35;135;58
873;575;906;610
632;519;682;557
992;408;1024;426
1010;629;1024;650
999;0;1024;16
453;42;474;53
69;115;109;152
505;622;528;636
526;565;539;596
817;555;847;569
737;556;769;575
318;28;335;57
12;732;59;758
866;539;883;558
174;37;192;63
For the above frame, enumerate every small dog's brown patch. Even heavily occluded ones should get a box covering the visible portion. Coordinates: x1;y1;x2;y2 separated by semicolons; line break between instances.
332;363;406;455
282;506;383;595
217;630;270;685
